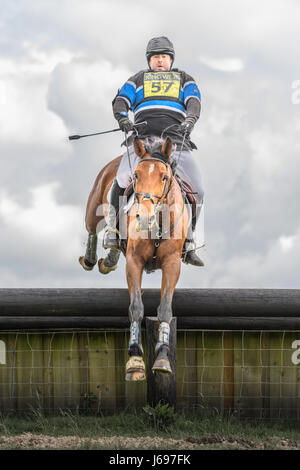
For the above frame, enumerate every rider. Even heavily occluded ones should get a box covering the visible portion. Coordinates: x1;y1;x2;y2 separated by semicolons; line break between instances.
104;36;204;266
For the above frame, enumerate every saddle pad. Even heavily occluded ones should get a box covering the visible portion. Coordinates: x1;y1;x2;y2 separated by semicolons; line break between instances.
175;176;197;218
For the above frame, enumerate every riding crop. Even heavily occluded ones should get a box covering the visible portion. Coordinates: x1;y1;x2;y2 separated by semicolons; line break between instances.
68;121;147;141
68;128;121;140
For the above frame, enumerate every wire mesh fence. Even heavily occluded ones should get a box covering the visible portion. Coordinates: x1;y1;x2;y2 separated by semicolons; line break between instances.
177;330;300;419
0;328;300;418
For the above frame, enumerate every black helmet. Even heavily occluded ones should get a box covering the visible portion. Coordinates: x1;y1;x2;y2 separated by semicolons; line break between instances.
146;36;175;64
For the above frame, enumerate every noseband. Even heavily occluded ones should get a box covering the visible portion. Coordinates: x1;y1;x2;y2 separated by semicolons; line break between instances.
134;157;173;210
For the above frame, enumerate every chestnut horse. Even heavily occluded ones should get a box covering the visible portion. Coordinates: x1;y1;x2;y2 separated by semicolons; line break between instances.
80;137;188;380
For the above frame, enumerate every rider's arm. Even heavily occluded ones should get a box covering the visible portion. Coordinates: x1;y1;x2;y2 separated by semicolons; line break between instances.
112;95;130;122
112;73;140;122
182;72;201;126
185;98;201;126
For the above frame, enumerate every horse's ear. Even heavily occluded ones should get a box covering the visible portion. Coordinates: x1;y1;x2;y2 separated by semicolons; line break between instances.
161;137;173;159
134;138;146;158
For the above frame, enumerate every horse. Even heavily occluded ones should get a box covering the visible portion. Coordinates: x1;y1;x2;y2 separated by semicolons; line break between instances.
79;136;189;380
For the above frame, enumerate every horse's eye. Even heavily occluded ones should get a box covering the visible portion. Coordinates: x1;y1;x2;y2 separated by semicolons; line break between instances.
134;173;138;180
162;175;168;181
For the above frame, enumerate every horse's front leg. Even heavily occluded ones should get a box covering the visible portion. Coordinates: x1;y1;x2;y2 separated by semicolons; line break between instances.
79;232;98;270
152;252;181;375
125;251;146;381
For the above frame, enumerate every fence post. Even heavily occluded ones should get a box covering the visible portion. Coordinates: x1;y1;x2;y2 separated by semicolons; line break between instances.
146;316;176;408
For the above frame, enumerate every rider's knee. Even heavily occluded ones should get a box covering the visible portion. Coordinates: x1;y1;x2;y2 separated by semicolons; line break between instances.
115;174;128;190
194;187;204;206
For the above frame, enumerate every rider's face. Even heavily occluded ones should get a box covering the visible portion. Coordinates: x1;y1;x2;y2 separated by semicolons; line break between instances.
149;54;172;71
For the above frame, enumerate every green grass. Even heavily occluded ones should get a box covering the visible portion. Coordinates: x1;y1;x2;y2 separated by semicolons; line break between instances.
0;404;300;447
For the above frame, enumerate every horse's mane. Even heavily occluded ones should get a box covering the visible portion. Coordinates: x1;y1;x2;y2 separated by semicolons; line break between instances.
142;136;174;165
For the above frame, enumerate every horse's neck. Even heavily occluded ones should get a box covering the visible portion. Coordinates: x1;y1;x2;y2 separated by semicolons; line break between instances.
167;176;183;204
166;177;184;219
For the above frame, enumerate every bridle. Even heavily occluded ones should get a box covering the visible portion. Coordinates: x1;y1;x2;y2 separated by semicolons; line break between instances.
133;154;186;245
133;156;174;212
131;152;185;273
123;128;189;271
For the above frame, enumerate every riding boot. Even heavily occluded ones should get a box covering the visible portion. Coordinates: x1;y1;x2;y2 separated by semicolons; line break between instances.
182;238;204;266
182;208;204;266
103;179;125;250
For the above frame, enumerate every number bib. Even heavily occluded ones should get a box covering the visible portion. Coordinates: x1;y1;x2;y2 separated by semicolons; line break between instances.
144;71;181;99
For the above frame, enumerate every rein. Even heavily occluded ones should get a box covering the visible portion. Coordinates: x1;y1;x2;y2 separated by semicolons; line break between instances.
133;155;185;272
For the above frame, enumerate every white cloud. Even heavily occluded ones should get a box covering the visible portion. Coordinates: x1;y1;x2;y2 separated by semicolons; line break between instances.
247;129;283;191
279;234;297;253
0;183;82;267
47;59;132;129
1;0;300;288
0;42;72;162
0;42;75;76
199;56;244;72
210;226;300;288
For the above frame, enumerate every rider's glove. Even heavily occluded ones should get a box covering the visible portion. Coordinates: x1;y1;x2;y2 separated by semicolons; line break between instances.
118;116;134;133
179;118;194;136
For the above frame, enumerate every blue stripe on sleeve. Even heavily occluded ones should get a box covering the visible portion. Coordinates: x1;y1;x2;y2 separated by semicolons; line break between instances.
135;88;144;106
183;82;201;102
118;81;136;106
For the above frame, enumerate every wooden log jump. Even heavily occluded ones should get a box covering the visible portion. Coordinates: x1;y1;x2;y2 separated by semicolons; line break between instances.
0;289;300;415
1;288;300;316
1;288;300;330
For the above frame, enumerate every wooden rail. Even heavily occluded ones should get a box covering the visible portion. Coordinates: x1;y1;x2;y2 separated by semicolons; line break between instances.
0;288;300;330
0;288;300;415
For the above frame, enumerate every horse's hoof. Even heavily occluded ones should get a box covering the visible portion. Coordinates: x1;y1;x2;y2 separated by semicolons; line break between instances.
125;356;146;381
125;370;146;381
79;256;95;271
98;258;117;275
152;358;172;375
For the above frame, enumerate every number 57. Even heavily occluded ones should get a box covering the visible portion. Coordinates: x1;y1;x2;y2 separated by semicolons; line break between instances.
151;81;173;93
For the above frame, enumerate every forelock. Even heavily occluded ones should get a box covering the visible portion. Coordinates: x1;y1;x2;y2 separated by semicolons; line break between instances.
143;137;172;163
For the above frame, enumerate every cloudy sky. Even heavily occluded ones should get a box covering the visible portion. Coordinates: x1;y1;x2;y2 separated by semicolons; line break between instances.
0;0;299;289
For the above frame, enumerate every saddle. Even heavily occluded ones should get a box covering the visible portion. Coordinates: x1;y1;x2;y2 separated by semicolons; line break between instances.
175;176;197;219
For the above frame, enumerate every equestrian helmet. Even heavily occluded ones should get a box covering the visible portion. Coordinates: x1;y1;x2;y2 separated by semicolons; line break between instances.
146;36;175;64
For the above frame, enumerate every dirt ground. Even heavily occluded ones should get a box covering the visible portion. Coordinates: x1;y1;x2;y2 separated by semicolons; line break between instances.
0;433;299;450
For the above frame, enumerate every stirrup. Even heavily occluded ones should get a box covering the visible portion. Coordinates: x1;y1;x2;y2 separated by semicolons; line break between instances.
182;250;204;266
182;239;204;266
